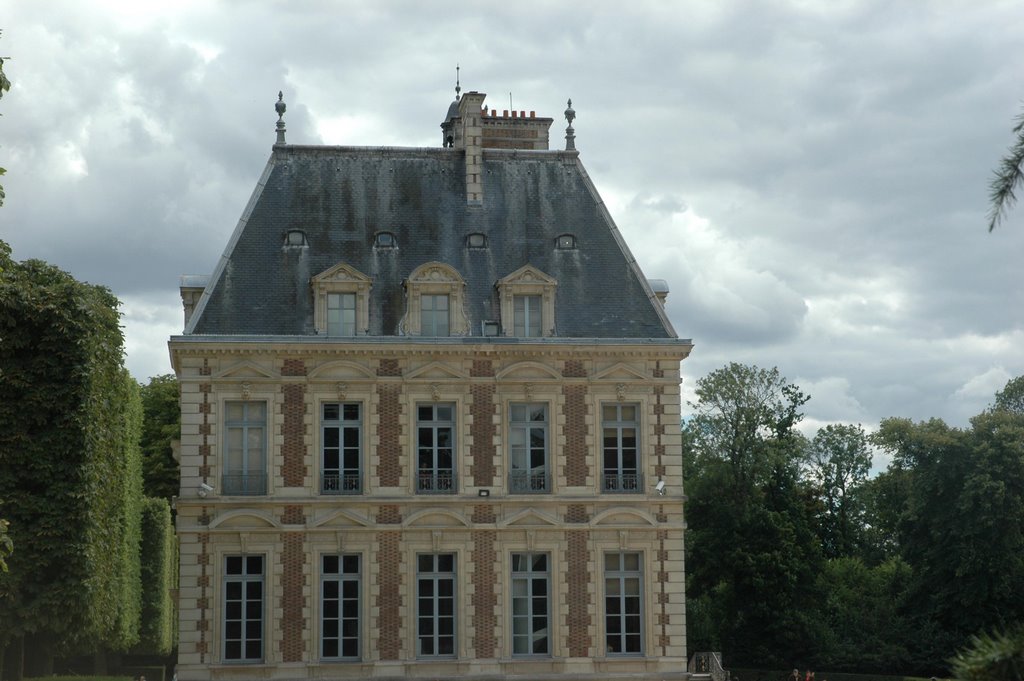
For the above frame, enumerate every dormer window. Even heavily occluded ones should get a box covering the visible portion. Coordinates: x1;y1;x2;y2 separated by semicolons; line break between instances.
374;231;397;249
555;234;577;249
497;266;558;338
466;233;487;249
284;229;307;248
311;263;373;336
403;262;469;337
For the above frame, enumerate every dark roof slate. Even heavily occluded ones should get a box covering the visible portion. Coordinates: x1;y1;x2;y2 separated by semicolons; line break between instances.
188;145;676;339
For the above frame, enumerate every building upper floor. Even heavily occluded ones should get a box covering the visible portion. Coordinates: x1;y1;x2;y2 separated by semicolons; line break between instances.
178;91;681;342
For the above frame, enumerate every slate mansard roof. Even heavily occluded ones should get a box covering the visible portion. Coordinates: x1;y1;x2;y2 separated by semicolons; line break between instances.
184;140;680;342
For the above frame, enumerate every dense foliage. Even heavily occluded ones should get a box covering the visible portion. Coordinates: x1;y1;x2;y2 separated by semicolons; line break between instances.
0;241;144;662
137;498;176;655
139;374;180;502
685;363;1024;677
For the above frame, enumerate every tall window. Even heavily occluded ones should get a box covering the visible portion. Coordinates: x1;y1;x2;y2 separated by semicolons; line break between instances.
513;295;542;337
321;554;360;660
509;403;548;493
417;554;456;657
421;294;450;336
321;403;361;494
327;293;357;336
224;401;267;495
511;553;550;656
417;403;455;493
605;552;643;655
602;403;641;493
224;555;264;662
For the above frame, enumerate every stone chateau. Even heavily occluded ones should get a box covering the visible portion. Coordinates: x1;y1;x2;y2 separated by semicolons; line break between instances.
170;84;693;680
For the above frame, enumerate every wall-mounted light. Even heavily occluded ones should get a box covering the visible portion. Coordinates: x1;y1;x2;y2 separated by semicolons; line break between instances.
655;479;666;496
478;489;490;497
198;482;214;498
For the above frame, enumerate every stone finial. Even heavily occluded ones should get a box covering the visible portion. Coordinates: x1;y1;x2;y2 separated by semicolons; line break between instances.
564;98;576;151
275;91;287;145
455;64;461;100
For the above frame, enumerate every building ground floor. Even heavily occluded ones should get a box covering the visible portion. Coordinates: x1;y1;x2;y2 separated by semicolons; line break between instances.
176;501;687;680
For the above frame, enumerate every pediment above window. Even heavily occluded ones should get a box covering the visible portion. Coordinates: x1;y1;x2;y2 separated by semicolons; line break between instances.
496;265;558;337
311;262;372;336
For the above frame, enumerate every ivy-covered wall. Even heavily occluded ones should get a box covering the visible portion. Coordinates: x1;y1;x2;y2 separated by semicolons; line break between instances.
0;241;144;660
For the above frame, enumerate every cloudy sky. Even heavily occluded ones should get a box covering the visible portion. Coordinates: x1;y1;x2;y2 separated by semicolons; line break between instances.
2;0;1022;438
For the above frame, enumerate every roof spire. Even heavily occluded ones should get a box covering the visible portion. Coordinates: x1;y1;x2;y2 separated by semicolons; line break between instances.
275;91;287;145
564;98;576;151
455;64;461;100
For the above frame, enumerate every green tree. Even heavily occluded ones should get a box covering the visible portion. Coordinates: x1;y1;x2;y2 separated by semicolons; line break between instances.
806;423;872;559
684;363;823;667
0;31;9;206
140;374;180;501
815;556;913;672
951;625;1024;681
874;397;1024;670
0;240;144;673
988;107;1024;231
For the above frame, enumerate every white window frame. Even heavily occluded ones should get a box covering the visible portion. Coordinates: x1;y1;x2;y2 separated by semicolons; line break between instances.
508;403;549;493
320;553;361;661
223;554;265;663
321;402;362;495
223;401;267;496
416;403;456;494
311;263;373;336
496;265;557;337
604;551;644;656
511;552;551;656
601;402;642;493
403;262;469;336
416;553;457;658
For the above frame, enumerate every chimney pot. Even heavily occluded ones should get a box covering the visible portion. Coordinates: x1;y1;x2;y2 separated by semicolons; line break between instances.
530;111;535;118
512;110;518;118
521;110;525;118
503;110;509;117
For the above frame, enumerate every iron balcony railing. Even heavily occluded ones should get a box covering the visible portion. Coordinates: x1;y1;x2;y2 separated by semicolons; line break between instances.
602;472;643;493
417;471;456;494
221;471;268;496
321;472;362;495
509;469;550;494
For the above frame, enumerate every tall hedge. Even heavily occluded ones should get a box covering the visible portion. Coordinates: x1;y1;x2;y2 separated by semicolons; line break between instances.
0;241;143;658
137;498;175;655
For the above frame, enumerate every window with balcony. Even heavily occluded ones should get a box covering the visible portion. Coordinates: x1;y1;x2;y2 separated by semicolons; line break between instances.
223;401;267;495
508;403;548;493
602;403;642;493
321;402;361;494
417;403;456;494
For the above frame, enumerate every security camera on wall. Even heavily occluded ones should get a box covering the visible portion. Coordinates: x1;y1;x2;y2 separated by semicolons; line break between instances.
655;480;666;496
198;482;214;498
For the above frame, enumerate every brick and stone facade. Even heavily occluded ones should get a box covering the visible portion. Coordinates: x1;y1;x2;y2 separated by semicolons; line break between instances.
171;88;692;680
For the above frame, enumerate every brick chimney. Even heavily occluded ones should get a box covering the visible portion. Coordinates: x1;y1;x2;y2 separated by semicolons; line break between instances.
459;91;487;205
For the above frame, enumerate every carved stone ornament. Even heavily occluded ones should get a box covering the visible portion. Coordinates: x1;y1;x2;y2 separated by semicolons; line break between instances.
616;383;626;402
241;382;252;401
432;530;442;552
619;530;628;549
239;532;251;554
336;382;348;401
336;530;346;553
526;529;536;551
524;383;534;401
431;383;442;401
